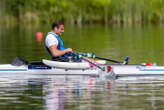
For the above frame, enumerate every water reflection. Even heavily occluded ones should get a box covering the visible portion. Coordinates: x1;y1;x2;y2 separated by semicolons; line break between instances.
115;76;164;110
0;72;114;110
43;76;113;110
44;80;65;110
1;72;164;110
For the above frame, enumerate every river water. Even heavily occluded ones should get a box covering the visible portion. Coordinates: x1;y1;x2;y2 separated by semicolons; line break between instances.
0;24;164;110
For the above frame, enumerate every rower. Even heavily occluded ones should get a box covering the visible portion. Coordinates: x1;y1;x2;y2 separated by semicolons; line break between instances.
45;21;73;62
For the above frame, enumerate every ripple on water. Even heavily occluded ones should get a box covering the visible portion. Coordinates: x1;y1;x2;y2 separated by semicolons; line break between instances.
0;73;164;110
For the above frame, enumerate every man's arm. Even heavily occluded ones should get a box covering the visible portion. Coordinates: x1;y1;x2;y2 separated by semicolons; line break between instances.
49;45;72;57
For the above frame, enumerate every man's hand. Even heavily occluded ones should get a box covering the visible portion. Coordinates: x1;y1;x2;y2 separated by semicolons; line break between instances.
65;48;73;53
49;45;73;57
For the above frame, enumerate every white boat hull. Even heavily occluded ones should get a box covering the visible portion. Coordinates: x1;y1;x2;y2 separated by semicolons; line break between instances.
0;64;113;76
1;63;164;77
112;65;164;76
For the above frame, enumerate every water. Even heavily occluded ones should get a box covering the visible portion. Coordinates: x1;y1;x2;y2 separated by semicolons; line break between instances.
1;75;164;110
0;24;164;110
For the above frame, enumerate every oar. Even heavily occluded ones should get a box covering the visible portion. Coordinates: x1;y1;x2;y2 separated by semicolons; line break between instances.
71;52;105;71
95;56;122;64
82;57;105;71
73;52;129;64
95;56;129;64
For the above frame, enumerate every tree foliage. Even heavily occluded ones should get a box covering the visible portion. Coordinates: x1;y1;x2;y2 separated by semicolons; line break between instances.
0;0;164;24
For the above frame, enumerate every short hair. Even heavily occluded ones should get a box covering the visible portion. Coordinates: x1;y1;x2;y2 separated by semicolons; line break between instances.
52;21;64;29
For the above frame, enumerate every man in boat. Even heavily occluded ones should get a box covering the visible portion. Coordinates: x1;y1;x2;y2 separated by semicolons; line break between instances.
45;21;73;61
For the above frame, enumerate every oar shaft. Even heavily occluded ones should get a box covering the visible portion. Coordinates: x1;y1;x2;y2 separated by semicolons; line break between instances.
82;57;104;71
71;52;104;71
95;56;122;64
73;52;124;64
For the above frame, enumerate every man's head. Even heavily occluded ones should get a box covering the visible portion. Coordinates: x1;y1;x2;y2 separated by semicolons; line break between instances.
52;21;64;35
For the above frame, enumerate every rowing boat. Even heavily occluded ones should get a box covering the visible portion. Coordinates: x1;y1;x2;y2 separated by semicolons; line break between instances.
1;57;164;77
1;63;164;77
2;64;164;75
